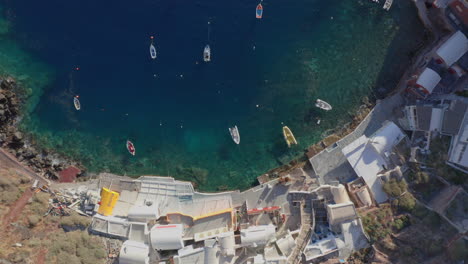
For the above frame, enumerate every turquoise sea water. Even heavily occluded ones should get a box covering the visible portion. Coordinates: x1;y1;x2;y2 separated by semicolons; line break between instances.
0;0;425;191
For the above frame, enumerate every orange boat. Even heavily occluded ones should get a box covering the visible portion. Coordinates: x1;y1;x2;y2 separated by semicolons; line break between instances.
126;140;136;156
256;3;263;19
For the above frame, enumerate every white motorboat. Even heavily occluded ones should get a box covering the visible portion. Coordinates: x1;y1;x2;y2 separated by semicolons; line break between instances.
315;99;332;111
229;125;240;144
74;96;81;110
204;45;211;62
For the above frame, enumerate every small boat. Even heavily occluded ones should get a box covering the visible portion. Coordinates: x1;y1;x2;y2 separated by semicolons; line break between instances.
383;0;393;10
150;43;157;59
73;96;81;110
315;99;332;111
256;3;263;19
282;126;298;148
229;126;240;144
203;45;211;62
127;140;136;156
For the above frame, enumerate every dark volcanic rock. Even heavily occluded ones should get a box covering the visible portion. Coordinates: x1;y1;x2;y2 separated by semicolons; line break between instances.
13;131;23;141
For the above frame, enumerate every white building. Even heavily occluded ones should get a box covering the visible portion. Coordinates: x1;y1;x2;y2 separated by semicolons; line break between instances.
150;224;184;251
119;240;150;264
241;224;276;247
448;110;468;172
342;121;406;204
400;104;445;132
415;67;441;95
435;31;468;67
327;202;358;227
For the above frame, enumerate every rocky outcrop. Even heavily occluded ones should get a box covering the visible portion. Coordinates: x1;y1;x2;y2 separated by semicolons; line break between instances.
0;76;84;181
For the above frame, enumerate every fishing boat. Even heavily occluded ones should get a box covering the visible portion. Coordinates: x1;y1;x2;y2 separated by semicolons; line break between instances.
282;126;298;148
315;99;332;111
203;45;211;62
256;3;263;19
73;96;81;110
150;44;157;59
126;140;136;156
229;126;240;144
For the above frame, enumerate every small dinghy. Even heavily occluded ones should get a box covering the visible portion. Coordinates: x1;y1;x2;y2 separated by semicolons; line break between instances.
73;96;81;110
315;99;332;111
149;36;157;59
126;140;136;156
256;3;263;19
203;45;211;62
283;126;298;148
229;125;240;144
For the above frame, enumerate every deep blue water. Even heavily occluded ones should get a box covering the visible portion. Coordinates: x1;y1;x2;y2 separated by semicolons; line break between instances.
1;0;425;190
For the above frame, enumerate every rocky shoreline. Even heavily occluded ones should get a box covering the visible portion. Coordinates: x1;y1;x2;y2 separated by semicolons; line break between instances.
0;76;84;181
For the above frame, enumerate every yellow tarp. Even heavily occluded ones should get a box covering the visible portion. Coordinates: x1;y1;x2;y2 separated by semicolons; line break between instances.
97;188;119;216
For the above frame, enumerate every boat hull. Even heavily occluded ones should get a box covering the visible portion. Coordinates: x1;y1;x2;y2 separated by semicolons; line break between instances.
282;126;297;148
74;97;81;110
256;4;263;19
126;140;136;156
229;126;240;144
315;99;332;111
150;44;157;59
203;45;211;62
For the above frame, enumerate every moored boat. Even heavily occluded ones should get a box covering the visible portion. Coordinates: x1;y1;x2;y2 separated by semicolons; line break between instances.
383;0;393;10
150;36;157;59
315;99;332;111
229;125;240;144
127;140;136;156
282;126;298;148
203;45;211;62
73;96;81;110
256;3;263;19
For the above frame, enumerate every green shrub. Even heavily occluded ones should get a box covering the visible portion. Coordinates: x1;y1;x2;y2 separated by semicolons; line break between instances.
448;239;468;261
27;215;40;227
27;237;42;247
59;213;91;227
383;179;407;197
397;193;416;212
47;230;106;264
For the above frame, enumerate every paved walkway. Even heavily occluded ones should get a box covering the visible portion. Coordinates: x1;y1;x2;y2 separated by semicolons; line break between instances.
288;198;313;264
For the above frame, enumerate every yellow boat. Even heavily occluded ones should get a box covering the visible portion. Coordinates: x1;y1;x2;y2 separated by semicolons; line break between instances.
283;126;298;147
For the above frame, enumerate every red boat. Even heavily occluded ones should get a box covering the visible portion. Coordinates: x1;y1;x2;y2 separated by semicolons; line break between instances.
256;3;263;19
126;140;136;156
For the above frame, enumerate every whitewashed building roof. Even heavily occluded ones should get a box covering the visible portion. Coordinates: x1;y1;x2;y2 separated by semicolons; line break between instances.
436;31;468;67
150;224;184;251
416;68;441;94
241;224;276;247
119;240;150;264
342;121;405;203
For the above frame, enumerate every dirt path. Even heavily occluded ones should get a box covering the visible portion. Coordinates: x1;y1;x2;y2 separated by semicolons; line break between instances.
35;248;47;264
2;188;33;228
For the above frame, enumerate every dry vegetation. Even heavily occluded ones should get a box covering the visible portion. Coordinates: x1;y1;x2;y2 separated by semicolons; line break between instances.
0;169;106;264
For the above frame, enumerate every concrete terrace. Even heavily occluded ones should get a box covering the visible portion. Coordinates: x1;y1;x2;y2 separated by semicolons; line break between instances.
309;94;405;185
